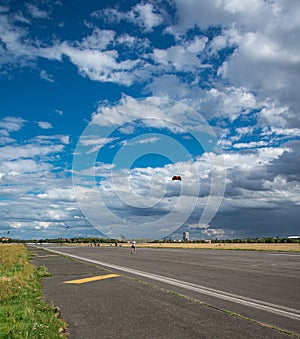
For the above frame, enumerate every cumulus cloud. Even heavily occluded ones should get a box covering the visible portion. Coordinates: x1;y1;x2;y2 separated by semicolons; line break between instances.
0;10;141;85
0;113;83;238
266;141;300;182
0;143;64;161
79;28;116;50
94;3;164;32
91;95;216;137
131;3;164;32
37;187;76;202
0;116;26;132
173;145;300;238
160;0;300;129
59;42;141;85
73;141;300;239
1;1;300;239
73;92;299;238
1;0;299;119
152;45;201;71
26;4;49;19
37;121;53;129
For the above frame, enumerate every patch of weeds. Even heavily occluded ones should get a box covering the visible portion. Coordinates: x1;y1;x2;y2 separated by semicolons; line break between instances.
0;244;67;338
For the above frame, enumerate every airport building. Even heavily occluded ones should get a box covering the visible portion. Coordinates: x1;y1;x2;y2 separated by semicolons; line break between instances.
183;232;190;241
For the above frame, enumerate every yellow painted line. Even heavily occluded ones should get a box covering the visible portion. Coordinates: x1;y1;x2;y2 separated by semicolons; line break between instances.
63;274;119;284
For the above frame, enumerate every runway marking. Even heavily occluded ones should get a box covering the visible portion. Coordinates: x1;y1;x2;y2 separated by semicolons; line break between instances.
39;247;300;321
37;255;58;258
63;274;119;284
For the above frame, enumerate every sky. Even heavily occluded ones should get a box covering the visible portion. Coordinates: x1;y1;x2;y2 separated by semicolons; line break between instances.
1;0;300;240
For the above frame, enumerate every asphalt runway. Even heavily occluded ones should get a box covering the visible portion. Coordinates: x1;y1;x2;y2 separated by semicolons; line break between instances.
29;244;300;338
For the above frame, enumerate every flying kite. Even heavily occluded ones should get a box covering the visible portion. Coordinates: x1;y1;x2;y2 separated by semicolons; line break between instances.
172;175;181;181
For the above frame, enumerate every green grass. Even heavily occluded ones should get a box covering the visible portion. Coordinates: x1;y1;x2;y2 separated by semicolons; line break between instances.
0;244;66;339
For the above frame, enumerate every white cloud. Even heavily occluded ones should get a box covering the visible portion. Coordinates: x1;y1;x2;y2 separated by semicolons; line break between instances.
1;0;300;239
123;136;160;146
40;70;55;82
185;36;208;54
79;136;118;154
79;28;116;50
258;103;293;128
95;3;164;32
12;11;30;24
146;74;192;99
115;34;136;46
37;121;53;129
169;0;278;33
232;141;268;149
32;134;70;145
0;15;28;60
72;143;300;238
239;32;299;64
0;10;62;66
59;42;141;85
92;8;124;23
73;158;205;238
0;159;52;184
1;0;299;123
202;87;259;121
91;95;215;136
152;45;201;71
150;36;208;73
0;116;26;132
0;141;64;161
60;135;70;144
131;3;164;32
164;0;300;129
37;188;76;202
209;26;241;53
262;127;300;138
26;4;49;19
0;118;88;239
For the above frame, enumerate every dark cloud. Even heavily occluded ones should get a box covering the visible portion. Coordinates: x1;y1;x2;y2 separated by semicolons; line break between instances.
267;141;300;182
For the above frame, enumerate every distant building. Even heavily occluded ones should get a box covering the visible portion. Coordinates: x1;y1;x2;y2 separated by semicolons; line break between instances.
183;232;189;241
288;236;300;239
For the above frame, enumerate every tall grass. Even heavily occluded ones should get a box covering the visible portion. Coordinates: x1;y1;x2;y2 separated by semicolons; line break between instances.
0;244;66;338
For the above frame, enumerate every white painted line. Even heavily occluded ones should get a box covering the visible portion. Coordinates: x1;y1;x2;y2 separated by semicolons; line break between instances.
38;246;300;321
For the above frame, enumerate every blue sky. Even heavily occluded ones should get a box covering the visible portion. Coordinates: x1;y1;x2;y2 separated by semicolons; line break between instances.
1;0;300;240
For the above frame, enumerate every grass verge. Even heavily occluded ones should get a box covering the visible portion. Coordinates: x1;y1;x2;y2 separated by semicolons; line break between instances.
0;244;66;339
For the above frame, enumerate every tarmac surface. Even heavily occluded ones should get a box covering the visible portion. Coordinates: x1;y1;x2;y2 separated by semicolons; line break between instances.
27;244;300;338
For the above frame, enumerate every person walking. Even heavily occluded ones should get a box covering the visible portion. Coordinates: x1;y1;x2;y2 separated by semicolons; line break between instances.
131;240;136;254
